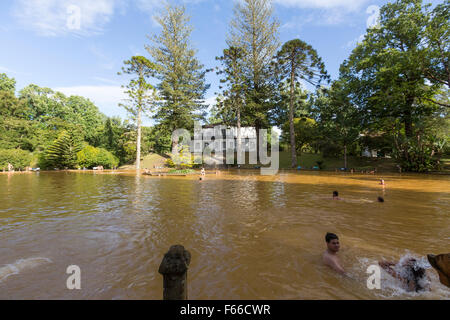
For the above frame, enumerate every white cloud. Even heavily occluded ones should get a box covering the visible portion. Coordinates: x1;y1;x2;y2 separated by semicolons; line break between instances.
92;76;121;85
0;65;31;76
282;8;349;30
12;0;125;36
0;66;15;73
274;0;369;11
345;34;365;49
204;96;218;108
54;85;126;114
279;0;373;30
135;0;163;13
53;85;154;125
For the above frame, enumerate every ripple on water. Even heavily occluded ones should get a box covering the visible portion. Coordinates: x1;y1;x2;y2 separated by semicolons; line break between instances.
0;171;449;299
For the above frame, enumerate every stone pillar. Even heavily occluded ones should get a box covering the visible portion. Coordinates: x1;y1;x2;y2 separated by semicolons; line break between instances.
158;245;191;300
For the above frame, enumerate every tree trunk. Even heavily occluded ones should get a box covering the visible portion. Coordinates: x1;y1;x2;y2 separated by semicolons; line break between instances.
136;106;142;171
344;144;347;170
404;98;414;138
289;62;297;168
256;122;260;164
237;106;242;165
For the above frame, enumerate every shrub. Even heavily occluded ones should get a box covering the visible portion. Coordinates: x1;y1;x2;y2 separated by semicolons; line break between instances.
165;158;176;168
77;145;119;169
0;149;33;171
168;145;195;169
44;131;82;169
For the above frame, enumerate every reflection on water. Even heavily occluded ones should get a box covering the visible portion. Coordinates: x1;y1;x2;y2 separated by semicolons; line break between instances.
0;171;449;299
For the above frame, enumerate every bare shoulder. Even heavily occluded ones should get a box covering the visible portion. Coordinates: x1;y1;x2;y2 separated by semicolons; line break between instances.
323;251;334;264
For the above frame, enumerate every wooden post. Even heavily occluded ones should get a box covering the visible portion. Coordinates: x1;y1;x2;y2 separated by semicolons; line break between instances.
158;245;191;300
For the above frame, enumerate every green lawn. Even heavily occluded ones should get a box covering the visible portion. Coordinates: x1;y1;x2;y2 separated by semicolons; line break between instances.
121;151;448;173
278;151;397;172
119;153;169;170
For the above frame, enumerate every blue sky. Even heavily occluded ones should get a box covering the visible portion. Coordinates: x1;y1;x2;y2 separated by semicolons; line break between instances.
0;0;442;125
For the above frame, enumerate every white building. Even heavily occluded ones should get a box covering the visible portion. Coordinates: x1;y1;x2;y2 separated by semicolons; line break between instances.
193;125;257;153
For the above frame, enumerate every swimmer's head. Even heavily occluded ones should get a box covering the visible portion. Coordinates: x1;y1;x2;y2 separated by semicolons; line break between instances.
378;196;384;203
333;191;339;198
325;232;340;252
406;259;427;292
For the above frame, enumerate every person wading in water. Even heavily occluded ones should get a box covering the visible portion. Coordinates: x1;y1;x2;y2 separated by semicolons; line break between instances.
323;233;346;275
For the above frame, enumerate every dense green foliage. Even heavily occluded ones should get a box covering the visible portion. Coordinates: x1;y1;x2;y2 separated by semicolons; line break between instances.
0;72;153;169
77;145;119;169
0;149;33;171
337;0;449;171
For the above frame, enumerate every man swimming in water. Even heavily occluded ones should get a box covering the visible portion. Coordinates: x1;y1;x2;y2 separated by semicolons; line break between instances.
332;191;342;200
379;258;430;292
323;233;346;275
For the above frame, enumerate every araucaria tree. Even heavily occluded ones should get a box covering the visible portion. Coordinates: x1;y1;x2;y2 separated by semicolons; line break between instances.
146;4;209;152
118;56;157;170
273;39;329;168
228;0;280;160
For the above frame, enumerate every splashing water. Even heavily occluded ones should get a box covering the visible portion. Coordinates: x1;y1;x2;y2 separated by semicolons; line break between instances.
0;257;52;283
356;253;450;299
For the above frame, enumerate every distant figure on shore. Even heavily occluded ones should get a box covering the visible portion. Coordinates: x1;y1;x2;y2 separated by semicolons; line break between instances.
7;163;14;172
379;258;430;292
379;179;385;185
332;191;342;200
323;233;346;275
201;167;205;176
377;196;385;203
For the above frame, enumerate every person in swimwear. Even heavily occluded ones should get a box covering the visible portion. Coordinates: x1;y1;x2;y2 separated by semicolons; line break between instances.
379;258;430;292
323;233;346;275
332;191;342;200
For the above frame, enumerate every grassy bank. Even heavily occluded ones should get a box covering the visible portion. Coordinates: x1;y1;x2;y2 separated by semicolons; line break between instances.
120;151;449;173
119;153;168;170
278;151;398;172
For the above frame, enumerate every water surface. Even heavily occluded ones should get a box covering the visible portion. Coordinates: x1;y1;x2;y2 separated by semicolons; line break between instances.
0;170;449;299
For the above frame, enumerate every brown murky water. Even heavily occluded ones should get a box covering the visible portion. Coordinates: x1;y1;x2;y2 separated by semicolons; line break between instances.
0;170;449;299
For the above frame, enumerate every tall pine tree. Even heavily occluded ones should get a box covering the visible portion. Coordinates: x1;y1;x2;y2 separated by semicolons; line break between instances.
146;4;209;152
228;0;280;161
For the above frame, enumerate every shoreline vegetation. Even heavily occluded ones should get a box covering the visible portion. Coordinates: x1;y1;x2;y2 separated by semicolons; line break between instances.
1;1;448;175
2;151;449;175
